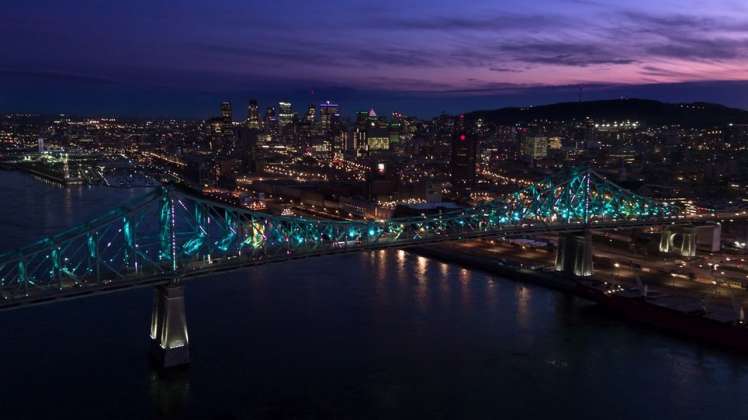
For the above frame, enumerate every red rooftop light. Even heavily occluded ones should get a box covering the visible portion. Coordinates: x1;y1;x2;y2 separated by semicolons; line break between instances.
459;134;466;141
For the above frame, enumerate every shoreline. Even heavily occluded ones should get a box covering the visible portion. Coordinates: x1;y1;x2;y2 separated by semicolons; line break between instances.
406;245;577;294
407;244;748;355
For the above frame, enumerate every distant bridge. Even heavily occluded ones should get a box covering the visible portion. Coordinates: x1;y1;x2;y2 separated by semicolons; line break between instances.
0;167;730;367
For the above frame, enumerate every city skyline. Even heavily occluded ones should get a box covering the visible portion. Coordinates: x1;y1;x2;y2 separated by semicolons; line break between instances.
5;2;748;418
3;1;748;117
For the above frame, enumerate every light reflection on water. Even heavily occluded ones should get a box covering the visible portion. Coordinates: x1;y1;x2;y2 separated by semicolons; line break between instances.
1;171;748;419
516;286;532;330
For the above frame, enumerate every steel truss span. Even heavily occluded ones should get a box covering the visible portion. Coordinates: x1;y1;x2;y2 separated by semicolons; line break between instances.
0;168;679;310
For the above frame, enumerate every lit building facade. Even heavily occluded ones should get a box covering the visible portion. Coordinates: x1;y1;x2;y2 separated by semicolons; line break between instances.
521;136;548;160
246;100;260;129
366;127;389;151
305;104;317;124
278;101;293;127
220;101;232;132
319;101;340;130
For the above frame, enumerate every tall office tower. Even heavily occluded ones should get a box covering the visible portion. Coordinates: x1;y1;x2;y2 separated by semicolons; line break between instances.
264;107;277;130
350;111;370;153
220;101;232;128
389;112;403;145
235;126;258;173
583;118;596;149
278;101;293;127
305;104;317;123
246;100;260;129
356;111;369;127
450;114;477;198
319;100;340;130
368;108;377;122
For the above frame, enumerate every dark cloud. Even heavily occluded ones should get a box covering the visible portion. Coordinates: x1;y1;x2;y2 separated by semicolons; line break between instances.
363;76;458;91
639;66;696;78
195;43;343;67
644;37;748;60
195;41;498;69
616;12;748;60
197;36;637;72
0;69;121;85
489;67;522;73
621;12;748;35
351;49;438;67
369;10;748;67
496;42;635;67
372;13;563;32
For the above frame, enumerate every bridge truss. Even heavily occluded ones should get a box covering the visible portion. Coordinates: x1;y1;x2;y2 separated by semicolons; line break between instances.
0;167;678;309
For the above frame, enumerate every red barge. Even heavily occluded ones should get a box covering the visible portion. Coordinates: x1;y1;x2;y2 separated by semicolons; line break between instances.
576;279;748;353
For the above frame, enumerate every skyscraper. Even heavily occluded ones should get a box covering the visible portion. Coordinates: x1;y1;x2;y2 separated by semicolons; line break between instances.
450;114;477;198
264;107;277;130
351;111;370;153
278;101;293;127
305;104;317;124
319;101;339;130
356;111;369;126
220;101;232;128
246;100;260;129
235;126;258;173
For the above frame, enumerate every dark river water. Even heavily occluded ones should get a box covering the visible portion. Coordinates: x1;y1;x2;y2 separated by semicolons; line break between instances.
0;170;746;419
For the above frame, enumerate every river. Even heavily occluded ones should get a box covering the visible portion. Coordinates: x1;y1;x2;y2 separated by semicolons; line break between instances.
0;170;746;419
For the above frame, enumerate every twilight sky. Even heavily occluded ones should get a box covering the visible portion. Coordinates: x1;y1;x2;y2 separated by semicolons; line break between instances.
3;0;748;117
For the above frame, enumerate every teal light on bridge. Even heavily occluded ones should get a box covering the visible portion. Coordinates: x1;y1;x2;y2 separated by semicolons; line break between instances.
216;210;237;252
183;204;207;256
123;217;134;248
17;260;27;286
87;233;96;259
0;167;684;307
159;192;172;261
50;248;60;280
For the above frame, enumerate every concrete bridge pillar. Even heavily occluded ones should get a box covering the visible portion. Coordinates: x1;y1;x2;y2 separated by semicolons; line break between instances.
706;223;722;253
555;231;593;277
658;229;671;254
682;232;697;257
660;225;722;257
150;283;190;368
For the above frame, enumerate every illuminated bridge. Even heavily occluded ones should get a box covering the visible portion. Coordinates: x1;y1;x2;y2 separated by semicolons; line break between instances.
0;168;722;367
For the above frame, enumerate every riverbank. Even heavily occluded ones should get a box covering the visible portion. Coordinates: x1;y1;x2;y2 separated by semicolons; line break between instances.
408;243;748;355
1;163;83;185
407;244;576;293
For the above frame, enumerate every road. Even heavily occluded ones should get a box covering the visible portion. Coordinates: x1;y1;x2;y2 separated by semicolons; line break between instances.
437;232;748;321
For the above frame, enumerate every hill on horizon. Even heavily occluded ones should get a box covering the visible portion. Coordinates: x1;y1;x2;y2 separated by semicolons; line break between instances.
464;98;748;128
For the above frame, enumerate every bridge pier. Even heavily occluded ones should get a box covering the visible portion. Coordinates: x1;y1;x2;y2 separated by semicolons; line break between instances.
659;226;695;257
703;223;722;253
150;283;190;369
658;224;720;257
555;231;593;277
